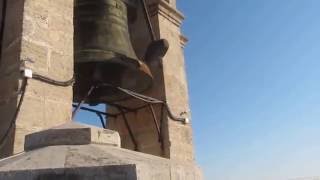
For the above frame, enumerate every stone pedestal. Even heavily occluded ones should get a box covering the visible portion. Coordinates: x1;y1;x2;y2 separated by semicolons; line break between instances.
0;123;202;180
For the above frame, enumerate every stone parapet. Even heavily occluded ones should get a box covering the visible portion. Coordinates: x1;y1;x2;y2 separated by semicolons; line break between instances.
0;124;202;180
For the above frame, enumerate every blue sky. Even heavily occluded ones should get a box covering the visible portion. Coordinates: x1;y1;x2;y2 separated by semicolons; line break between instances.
178;0;320;179
76;1;320;179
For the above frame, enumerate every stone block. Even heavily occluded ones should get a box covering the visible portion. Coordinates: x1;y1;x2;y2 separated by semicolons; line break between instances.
22;15;49;45
0;124;202;179
48;31;73;55
24;79;45;100
48;51;73;80
44;84;72;102
24;122;121;151
16;96;45;129
48;0;73;18
20;40;48;71
44;100;72;126
24;0;49;23
0;165;137;180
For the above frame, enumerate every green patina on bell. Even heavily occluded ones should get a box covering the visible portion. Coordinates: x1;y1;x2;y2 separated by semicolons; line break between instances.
74;0;153;104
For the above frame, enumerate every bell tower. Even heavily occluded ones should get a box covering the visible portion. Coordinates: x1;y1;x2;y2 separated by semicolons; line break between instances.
0;0;202;179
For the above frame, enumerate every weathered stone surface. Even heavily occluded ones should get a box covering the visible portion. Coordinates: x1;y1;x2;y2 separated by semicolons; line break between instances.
25;122;121;151
0;165;137;180
0;0;74;157
0;143;201;180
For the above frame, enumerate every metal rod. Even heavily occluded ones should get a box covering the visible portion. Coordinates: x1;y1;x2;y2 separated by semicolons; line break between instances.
72;104;117;118
148;105;161;141
107;102;136;112
111;104;149;116
118;107;138;151
163;103;186;122
160;104;165;156
140;0;156;41
116;85;186;122
96;113;106;129
85;83;187;123
72;86;95;120
159;104;165;153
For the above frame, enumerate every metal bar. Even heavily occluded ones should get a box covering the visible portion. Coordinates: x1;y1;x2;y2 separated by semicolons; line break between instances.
140;0;156;41
72;104;117;118
100;83;186;123
107;102;135;112
114;85;186;122
159;104;165;155
116;86;162;103
71;102;148;119
111;104;149;116
148;105;161;141
96;113;106;129
72;86;95;120
160;104;164;133
163;102;186;122
118;107;138;151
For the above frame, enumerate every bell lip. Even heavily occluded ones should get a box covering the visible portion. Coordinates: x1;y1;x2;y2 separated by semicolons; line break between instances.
73;60;154;104
73;79;154;104
74;48;153;76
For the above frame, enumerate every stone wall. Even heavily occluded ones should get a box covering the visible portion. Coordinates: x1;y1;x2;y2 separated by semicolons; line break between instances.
0;0;73;157
157;3;195;162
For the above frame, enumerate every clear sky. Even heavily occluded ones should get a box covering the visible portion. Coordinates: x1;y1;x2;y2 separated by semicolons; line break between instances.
76;0;320;179
178;0;320;179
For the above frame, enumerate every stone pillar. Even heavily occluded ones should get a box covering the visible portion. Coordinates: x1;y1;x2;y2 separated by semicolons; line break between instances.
0;0;73;158
108;0;195;163
149;0;195;163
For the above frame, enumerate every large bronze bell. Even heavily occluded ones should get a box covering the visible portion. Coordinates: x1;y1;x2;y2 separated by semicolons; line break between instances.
74;0;153;104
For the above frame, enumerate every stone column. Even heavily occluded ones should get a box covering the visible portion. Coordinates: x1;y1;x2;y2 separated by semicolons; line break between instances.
107;0;195;163
0;0;74;158
149;0;195;163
